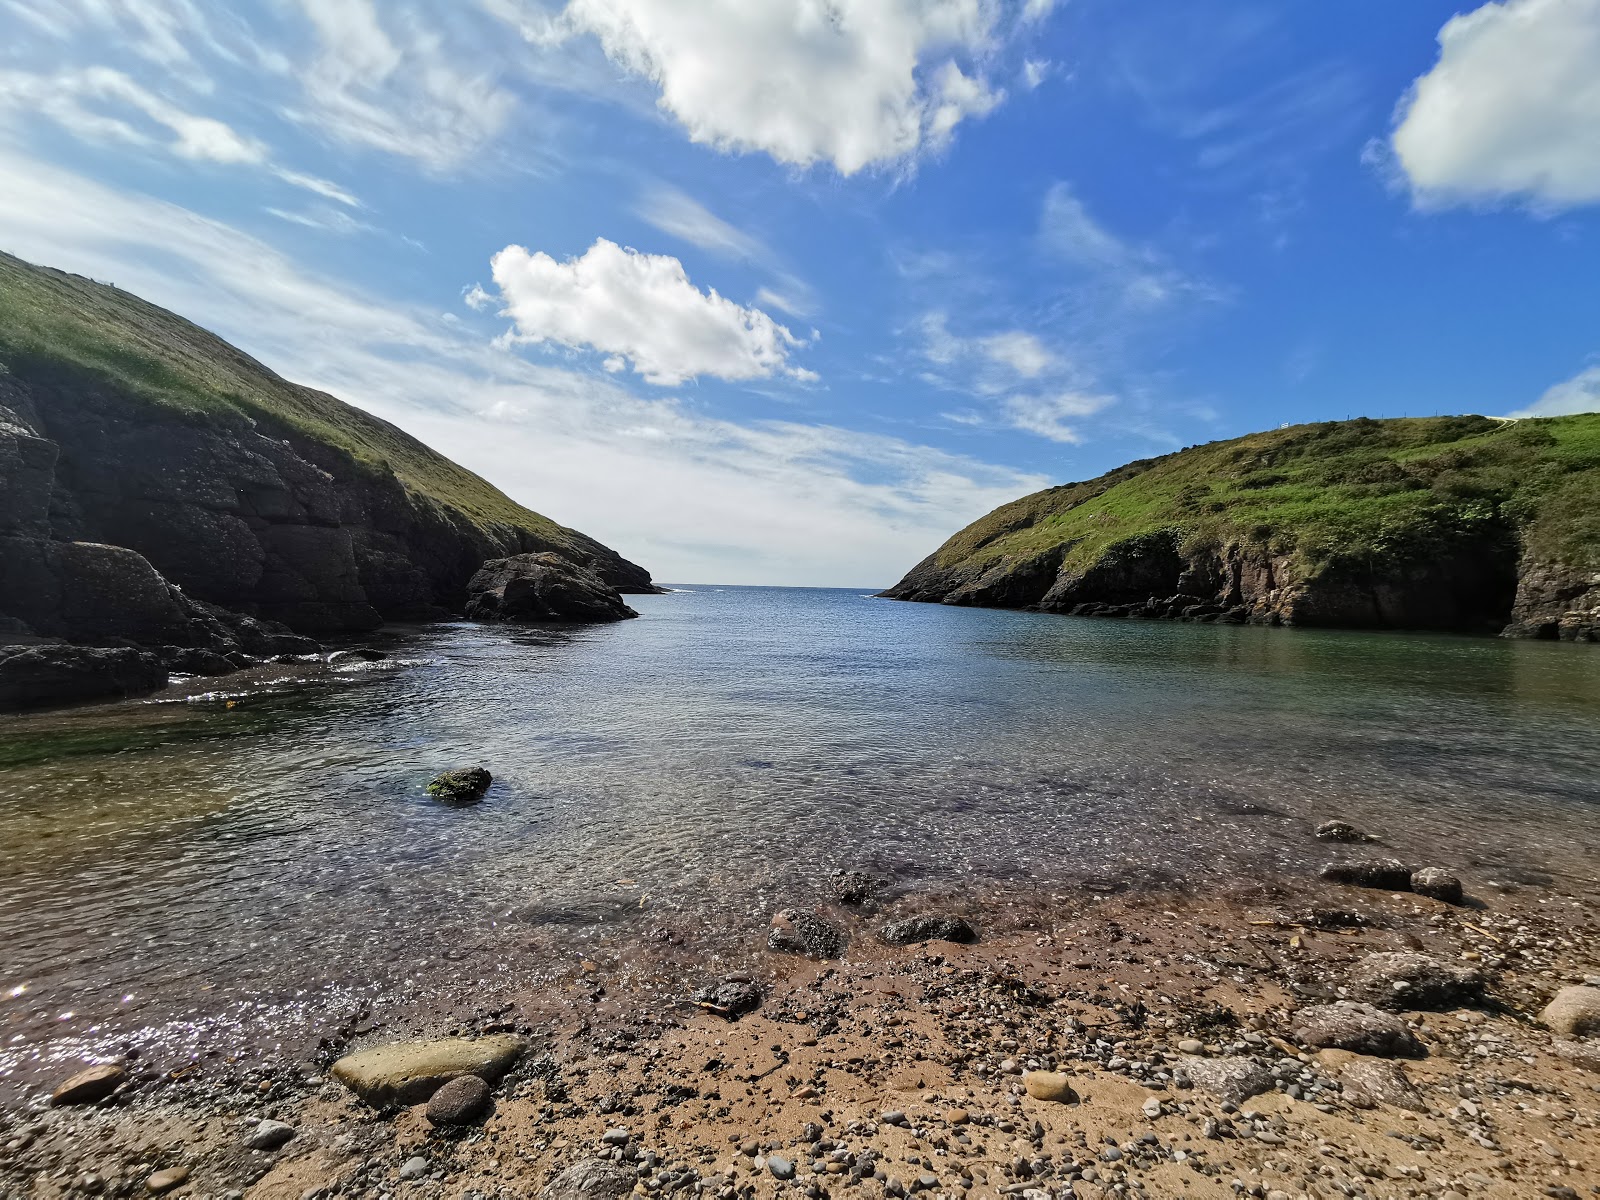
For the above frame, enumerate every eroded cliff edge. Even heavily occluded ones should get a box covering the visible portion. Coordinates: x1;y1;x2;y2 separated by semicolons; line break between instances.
883;415;1600;640
0;253;656;705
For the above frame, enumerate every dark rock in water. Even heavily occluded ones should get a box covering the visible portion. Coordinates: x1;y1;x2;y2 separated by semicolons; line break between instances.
542;1159;637;1200
830;869;878;906
1296;907;1369;930
694;979;762;1018
769;910;846;959
0;645;167;710
1411;867;1463;904
466;552;638;624
161;646;239;677
879;914;978;946
1291;1002;1424;1057
1315;820;1372;843
425;1074;491;1125
50;1063;126;1106
1320;858;1414;891
427;767;492;804
1348;951;1486;1011
327;647;388;664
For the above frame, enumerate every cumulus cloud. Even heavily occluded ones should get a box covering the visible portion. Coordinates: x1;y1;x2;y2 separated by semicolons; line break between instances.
486;238;813;386
548;0;1026;174
0;145;1041;585
1390;0;1600;209
1512;365;1600;417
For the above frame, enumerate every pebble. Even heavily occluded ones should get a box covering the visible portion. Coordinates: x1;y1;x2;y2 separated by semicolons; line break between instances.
1141;1097;1162;1119
601;1128;630;1146
768;1156;795;1181
425;1074;491;1126
246;1121;296;1151
1022;1071;1076;1102
50;1064;126;1107
398;1157;429;1181
1177;1039;1205;1054
146;1167;190;1194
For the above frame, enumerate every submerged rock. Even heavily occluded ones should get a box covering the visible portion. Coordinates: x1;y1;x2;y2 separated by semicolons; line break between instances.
694;978;762;1018
427;767;492;804
769;910;846;959
1319;858;1414;891
830;869;879;906
1292;1002;1424;1057
49;1063;125;1106
0;645;167;710
1315;820;1373;843
465;552;638;624
879;914;978;946
1539;986;1600;1037
542;1159;637;1200
331;1034;524;1107
1348;952;1486;1011
1411;867;1464;904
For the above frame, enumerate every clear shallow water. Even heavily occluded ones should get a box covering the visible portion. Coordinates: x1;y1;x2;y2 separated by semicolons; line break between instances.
1;586;1597;1090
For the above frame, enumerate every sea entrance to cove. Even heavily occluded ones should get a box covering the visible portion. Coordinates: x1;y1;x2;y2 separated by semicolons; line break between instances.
1;586;1596;1096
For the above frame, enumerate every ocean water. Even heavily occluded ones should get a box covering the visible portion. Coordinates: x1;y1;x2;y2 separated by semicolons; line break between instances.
1;586;1596;1090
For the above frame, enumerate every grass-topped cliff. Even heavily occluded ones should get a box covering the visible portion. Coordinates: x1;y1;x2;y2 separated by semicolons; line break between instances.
884;414;1600;639
0;252;653;637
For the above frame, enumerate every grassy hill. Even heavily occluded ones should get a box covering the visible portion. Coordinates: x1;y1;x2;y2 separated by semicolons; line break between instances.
885;414;1600;638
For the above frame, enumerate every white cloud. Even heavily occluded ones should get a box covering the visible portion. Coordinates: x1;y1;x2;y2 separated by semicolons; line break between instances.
1003;391;1112;444
1512;364;1600;417
0;145;1041;586
1022;58;1051;89
487;238;812;386
1038;181;1195;308
980;330;1057;379
548;0;1022;174
1391;0;1600;209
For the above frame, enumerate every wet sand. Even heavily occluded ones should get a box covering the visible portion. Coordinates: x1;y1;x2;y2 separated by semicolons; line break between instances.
4;872;1598;1200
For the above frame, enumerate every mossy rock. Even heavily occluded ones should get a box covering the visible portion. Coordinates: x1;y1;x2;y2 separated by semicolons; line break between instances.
426;767;492;804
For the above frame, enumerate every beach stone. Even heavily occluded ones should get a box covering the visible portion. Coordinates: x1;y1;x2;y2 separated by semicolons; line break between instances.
1553;1040;1600;1072
542;1159;637;1200
1539;986;1600;1037
693;978;762;1018
1348;952;1486;1011
145;1167;189;1194
1316;820;1372;843
1292;1002;1424;1057
1320;858;1413;890
1333;1056;1426;1111
768;1156;795;1181
425;766;491;804
1180;1057;1274;1105
50;1063;125;1106
425;1074;491;1125
830;869;878;906
398;1157;429;1181
331;1034;524;1107
326;648;387;664
1022;1071;1076;1102
246;1120;296;1151
879;914;978;946
769;910;846;958
1411;868;1464;904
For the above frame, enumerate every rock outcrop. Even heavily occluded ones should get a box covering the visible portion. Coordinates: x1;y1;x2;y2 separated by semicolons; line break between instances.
0;253;655;706
464;553;639;624
882;414;1600;639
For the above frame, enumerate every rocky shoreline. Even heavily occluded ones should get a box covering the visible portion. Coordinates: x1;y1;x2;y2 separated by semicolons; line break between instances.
4;831;1596;1200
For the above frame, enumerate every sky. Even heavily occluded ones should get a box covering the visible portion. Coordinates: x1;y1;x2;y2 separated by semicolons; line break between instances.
2;0;1599;587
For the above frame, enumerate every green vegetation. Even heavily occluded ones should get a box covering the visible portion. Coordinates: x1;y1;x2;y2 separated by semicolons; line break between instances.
0;252;566;541
933;413;1600;579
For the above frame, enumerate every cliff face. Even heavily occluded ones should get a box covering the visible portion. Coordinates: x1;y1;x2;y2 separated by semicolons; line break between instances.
0;253;656;704
884;415;1600;641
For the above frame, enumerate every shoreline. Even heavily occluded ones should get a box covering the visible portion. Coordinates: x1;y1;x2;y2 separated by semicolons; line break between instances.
5;875;1597;1200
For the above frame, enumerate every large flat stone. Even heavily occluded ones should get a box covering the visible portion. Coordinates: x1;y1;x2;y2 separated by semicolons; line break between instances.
331;1034;525;1107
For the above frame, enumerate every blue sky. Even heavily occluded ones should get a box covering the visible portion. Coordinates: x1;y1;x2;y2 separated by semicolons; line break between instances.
2;0;1598;586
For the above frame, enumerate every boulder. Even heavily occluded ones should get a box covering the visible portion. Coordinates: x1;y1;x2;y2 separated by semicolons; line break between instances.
1411;868;1464;904
427;767;492;804
879;914;978;946
1319;858;1414;891
425;1073;492;1125
465;553;639;624
330;1034;525;1107
1347;952;1486;1011
1329;1055;1426;1111
1;646;167;710
1539;986;1600;1037
542;1159;637;1200
1179;1057;1274;1105
50;1063;126;1106
1022;1071;1076;1102
830;869;878;906
769;910;846;959
1292;1002;1424;1057
694;978;762;1018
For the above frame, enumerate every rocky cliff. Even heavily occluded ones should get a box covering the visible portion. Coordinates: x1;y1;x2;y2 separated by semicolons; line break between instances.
0;253;656;705
884;415;1600;640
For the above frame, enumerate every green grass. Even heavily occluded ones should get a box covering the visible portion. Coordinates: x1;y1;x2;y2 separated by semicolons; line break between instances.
936;413;1600;580
0;251;571;543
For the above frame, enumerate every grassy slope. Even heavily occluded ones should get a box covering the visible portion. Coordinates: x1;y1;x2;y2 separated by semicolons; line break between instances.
0;252;572;542
930;414;1600;580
